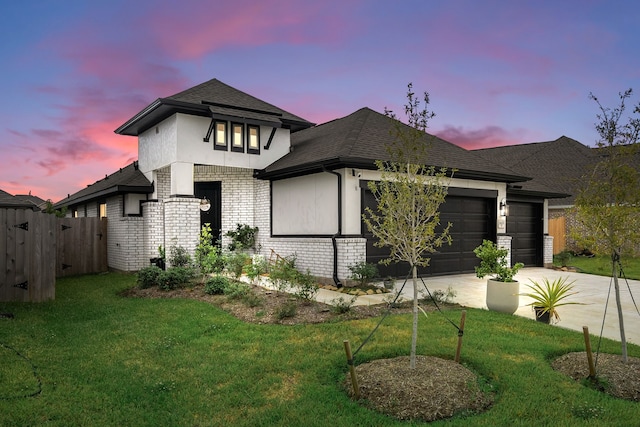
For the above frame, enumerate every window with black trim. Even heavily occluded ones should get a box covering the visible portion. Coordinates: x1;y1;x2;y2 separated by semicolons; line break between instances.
248;125;260;154
231;123;244;152
214;121;227;151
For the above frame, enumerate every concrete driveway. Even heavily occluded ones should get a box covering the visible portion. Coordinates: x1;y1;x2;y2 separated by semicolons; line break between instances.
315;267;640;345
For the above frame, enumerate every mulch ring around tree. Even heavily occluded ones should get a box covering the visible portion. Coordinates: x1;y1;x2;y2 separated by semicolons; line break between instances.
552;352;640;401
344;355;494;422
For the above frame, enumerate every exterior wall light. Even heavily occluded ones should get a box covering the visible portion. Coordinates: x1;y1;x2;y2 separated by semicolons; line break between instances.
499;198;509;217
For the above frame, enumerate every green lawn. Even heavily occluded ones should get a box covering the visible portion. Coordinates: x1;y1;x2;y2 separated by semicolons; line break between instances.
1;273;639;426
555;254;640;280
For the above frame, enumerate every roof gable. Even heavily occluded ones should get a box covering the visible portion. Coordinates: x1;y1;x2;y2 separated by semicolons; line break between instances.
116;78;313;136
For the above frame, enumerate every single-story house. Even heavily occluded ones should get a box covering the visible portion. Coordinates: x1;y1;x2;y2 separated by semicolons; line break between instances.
55;78;567;283
0;189;44;210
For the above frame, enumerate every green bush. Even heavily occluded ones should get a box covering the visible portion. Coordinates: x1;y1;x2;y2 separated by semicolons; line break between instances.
169;245;192;268
330;296;357;314
137;266;162;289
348;261;379;286
196;224;224;275
269;254;298;292
245;255;268;282
293;270;318;302
226;252;250;278
226;223;259;251
276;301;298;320
242;293;264;308
224;281;251;300
158;267;195;291
204;275;230;295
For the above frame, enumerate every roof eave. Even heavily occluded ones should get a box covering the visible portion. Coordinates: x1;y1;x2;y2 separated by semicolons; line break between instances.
55;184;153;209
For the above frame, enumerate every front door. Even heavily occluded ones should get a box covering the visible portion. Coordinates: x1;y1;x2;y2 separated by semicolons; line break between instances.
194;181;222;245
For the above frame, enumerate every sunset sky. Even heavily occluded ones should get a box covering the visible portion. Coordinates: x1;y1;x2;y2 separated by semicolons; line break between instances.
1;0;639;202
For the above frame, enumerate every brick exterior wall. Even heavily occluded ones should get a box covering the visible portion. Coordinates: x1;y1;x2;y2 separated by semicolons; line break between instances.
156;167;171;200
106;195;146;271
142;201;164;261
496;234;513;268
163;197;200;267
544;235;554;267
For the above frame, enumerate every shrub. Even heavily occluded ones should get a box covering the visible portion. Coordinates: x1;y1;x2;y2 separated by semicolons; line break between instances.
276;301;298;320
382;293;405;308
245;255;268;282
158;267;195;291
226;223;259;251
293;270;319;302
269;254;298;292
137;266;162;289
420;286;456;304
226;252;250;278
224;281;251;300
348;262;379;286
242;293;264;308
169;245;192;268
204;275;229;295
196;224;224;275
330;296;357;314
555;250;572;267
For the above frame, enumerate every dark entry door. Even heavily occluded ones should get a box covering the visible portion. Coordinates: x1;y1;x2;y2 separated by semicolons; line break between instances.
194;182;222;245
362;189;495;278
506;201;543;267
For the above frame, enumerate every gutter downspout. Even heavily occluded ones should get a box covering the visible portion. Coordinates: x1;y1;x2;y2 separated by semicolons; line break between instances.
324;168;343;288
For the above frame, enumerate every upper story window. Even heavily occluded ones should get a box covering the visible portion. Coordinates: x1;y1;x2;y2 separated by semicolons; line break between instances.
214;121;227;151
248;125;260;155
232;123;244;152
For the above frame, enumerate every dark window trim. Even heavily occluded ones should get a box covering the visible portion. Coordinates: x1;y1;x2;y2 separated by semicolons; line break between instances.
214;121;228;151
231;122;244;153
248;125;260;155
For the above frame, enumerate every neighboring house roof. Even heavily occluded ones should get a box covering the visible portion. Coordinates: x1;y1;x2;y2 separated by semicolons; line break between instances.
474;136;593;205
54;161;152;208
0;189;39;209
14;193;46;209
258;107;534;184
115;78;314;136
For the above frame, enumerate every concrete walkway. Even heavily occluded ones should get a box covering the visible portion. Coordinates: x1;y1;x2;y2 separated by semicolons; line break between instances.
314;267;640;345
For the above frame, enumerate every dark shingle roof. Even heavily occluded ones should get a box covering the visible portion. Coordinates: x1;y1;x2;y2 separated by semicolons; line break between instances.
115;78;313;136
260;107;530;183
474;136;594;204
54;161;152;208
0;189;38;209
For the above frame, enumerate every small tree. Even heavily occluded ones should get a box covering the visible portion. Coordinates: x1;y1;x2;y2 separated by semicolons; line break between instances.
363;83;453;369
571;89;640;362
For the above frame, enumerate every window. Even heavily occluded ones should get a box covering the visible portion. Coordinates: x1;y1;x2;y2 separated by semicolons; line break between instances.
99;202;107;218
231;123;244;152
214;121;227;150
248;125;260;154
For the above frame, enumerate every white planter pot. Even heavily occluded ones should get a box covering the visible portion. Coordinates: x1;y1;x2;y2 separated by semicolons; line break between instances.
486;279;520;314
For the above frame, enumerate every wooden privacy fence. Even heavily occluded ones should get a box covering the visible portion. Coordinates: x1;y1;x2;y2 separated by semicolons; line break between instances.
548;216;566;255
57;217;107;278
1;209;108;302
1;208;56;302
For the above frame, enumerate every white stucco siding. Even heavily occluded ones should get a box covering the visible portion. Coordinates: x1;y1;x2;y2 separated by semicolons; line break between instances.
271;173;339;235
124;194;147;215
176;114;291;169
138;115;178;176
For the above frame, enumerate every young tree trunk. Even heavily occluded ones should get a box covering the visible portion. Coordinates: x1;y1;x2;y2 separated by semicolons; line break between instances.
612;255;628;363
410;263;418;369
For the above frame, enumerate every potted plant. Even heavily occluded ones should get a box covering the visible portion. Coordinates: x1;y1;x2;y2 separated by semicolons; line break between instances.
520;277;582;324
474;239;524;314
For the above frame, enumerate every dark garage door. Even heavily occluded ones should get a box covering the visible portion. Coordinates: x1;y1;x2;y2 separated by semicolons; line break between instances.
506;201;543;267
363;189;496;278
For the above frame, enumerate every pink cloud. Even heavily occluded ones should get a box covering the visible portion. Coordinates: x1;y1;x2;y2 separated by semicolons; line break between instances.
434;125;522;150
148;0;362;59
